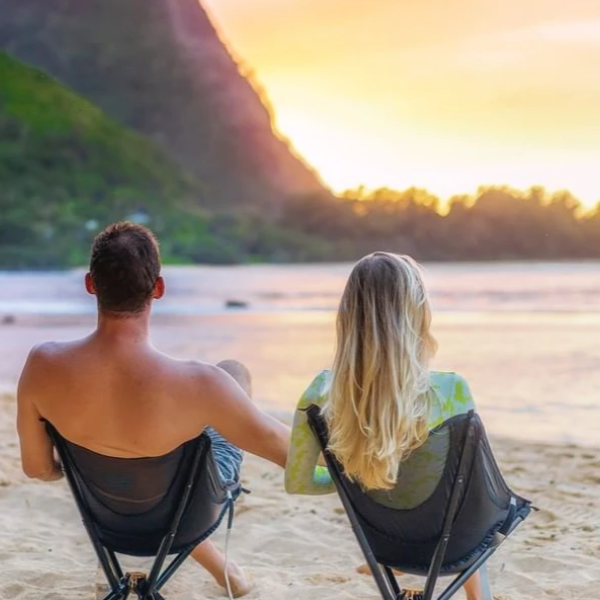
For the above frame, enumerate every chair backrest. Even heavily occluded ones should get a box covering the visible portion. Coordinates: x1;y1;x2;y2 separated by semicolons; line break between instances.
47;423;234;556
306;406;529;573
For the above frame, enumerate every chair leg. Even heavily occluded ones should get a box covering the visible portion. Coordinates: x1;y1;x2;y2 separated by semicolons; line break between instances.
367;563;400;600
155;546;197;592
479;564;492;600
383;566;402;598
105;549;124;580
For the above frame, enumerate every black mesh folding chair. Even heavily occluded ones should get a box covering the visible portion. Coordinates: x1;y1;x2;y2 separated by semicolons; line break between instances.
305;406;532;600
46;423;242;600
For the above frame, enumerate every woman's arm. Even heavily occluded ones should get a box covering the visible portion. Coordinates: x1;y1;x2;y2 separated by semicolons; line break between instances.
285;371;336;495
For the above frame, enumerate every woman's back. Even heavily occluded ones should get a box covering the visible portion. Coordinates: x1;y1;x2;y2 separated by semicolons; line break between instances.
285;370;476;501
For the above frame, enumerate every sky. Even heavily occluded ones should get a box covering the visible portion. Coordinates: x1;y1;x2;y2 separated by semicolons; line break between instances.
204;0;600;207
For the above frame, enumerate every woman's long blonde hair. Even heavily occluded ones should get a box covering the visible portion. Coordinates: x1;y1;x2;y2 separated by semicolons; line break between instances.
323;252;438;490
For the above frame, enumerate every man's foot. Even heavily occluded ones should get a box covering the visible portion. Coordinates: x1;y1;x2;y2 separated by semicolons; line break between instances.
191;539;252;597
214;561;252;598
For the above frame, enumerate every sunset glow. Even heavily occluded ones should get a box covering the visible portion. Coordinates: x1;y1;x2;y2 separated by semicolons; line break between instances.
204;0;600;207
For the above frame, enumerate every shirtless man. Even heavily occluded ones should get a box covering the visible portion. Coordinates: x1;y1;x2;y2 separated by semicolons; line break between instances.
17;222;290;597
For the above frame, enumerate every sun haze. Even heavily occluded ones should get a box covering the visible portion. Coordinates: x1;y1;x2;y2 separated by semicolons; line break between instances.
203;0;600;207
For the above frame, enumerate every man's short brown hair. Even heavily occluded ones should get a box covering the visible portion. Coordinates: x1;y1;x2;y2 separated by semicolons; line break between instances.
90;222;161;314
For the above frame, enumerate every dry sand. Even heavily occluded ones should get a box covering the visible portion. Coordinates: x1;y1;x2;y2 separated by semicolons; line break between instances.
1;388;600;600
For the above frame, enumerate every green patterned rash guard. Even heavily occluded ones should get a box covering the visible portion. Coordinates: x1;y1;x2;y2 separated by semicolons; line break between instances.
284;370;476;499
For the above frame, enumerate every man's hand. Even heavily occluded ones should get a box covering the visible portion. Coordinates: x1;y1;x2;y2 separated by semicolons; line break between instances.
35;461;64;482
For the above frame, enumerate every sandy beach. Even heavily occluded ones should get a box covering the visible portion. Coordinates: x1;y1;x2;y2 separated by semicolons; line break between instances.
1;263;600;599
1;385;600;600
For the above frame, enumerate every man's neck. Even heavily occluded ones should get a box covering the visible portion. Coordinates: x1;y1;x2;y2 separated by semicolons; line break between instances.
94;310;151;345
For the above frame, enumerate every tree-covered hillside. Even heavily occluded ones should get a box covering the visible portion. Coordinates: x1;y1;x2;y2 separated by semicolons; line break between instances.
0;52;331;268
0;51;211;267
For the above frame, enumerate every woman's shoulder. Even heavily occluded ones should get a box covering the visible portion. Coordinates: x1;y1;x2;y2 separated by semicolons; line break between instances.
297;369;330;409
428;371;475;421
430;370;470;387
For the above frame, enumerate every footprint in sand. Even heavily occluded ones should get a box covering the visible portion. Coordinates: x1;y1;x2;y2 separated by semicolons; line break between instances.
532;508;558;525
234;503;254;516
305;573;351;585
0;583;25;599
506;466;526;475
582;475;600;485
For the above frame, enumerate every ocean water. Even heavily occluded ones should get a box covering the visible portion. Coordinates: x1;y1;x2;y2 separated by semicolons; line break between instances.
0;262;599;446
1;261;600;315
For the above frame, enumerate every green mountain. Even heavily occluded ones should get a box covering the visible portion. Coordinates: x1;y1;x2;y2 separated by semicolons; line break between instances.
0;0;325;211
0;51;217;268
0;52;331;268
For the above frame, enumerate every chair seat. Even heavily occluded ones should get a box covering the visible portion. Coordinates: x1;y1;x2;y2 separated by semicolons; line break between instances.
57;430;237;556
305;406;532;600
359;500;531;575
45;423;241;599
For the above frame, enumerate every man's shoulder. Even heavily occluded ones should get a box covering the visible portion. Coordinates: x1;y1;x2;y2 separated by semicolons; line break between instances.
26;340;72;365
19;341;74;398
168;356;218;376
23;338;94;378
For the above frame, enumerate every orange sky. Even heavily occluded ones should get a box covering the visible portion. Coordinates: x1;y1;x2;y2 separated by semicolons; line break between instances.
204;0;600;207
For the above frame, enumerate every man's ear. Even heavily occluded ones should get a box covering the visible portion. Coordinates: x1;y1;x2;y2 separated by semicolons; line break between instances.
84;273;96;296
153;276;165;300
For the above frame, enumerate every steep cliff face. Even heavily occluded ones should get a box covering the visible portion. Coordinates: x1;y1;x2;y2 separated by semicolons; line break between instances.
0;0;325;210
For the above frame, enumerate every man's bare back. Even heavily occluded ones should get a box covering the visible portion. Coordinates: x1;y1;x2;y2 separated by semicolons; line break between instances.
20;327;267;460
18;322;288;475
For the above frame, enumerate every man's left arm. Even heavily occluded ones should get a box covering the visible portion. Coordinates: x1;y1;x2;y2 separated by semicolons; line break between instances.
17;346;63;482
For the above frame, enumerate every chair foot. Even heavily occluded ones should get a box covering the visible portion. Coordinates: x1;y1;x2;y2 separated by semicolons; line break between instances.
400;591;424;600
101;588;130;600
123;572;166;600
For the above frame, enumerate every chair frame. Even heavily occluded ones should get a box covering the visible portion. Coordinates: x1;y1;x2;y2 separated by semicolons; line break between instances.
48;427;234;600
306;408;527;600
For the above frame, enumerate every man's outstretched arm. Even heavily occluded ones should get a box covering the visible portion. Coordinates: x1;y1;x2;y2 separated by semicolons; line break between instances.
17;346;63;481
200;365;290;468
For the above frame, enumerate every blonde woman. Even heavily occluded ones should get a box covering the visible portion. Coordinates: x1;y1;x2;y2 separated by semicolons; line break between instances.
285;252;483;600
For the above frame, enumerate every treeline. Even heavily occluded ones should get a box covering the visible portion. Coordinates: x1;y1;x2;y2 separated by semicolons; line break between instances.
3;183;600;268
276;186;600;261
